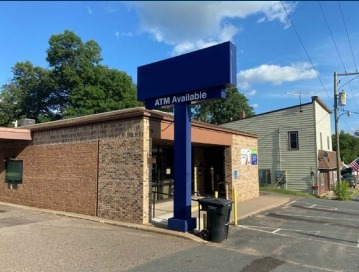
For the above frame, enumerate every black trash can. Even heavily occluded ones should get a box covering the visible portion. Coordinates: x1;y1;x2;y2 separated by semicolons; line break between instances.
198;197;233;243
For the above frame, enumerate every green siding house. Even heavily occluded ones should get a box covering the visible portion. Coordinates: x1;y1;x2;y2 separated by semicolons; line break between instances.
222;96;335;195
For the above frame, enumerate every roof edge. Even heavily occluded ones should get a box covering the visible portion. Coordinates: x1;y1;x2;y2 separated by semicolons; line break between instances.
0;127;32;141
25;107;149;131
23;107;257;138
311;96;332;114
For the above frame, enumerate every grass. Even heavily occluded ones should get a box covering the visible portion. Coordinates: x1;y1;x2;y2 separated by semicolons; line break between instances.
259;186;317;198
350;187;359;197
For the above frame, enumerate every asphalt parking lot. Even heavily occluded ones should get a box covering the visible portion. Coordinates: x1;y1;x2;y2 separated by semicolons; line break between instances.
1;197;359;272
221;197;359;272
0;203;198;272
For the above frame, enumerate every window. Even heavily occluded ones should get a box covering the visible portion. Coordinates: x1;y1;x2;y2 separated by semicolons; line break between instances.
259;169;271;185
320;132;323;150
288;131;299;150
5;159;23;183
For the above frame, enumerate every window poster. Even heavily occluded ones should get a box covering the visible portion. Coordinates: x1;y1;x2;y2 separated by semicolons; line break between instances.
240;149;252;165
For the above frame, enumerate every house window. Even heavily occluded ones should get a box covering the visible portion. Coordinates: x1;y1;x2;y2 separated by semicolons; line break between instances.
5;159;23;183
259;169;271;185
288;131;299;150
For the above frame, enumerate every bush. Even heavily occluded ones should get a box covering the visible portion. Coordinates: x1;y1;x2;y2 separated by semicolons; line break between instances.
333;181;353;200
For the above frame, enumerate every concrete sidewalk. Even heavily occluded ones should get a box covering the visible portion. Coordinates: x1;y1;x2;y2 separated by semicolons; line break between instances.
151;191;296;233
234;191;296;221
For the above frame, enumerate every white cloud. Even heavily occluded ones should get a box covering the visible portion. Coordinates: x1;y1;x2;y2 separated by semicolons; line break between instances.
237;63;317;86
251;103;259;109
257;1;296;29
257;17;266;23
246;89;257;96
115;32;134;40
129;1;296;55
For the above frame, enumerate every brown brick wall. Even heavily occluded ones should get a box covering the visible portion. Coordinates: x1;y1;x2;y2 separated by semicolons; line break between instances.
142;118;151;224
0;142;98;215
96;118;149;224
32;120;143;145
0;112;258;224
225;135;259;201
0;117;150;224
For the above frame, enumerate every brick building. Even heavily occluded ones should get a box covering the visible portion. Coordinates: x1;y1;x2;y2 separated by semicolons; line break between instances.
0;107;258;225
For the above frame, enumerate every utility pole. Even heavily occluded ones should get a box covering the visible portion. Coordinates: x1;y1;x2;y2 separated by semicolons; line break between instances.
334;72;340;187
334;71;359;187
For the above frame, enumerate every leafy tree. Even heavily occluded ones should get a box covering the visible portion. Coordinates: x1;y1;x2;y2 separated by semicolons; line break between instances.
0;61;57;125
64;66;139;118
332;130;359;163
191;88;254;124
0;30;140;126
46;30;103;112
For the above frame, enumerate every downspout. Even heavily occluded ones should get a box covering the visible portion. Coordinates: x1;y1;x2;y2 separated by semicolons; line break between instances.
278;128;281;171
278;128;286;189
95;140;100;216
313;99;319;194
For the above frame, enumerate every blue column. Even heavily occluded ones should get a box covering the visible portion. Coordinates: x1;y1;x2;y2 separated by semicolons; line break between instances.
168;103;197;232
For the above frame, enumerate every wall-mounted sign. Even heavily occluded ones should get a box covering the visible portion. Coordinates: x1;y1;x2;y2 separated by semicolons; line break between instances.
240;149;252;166
251;149;258;165
241;149;258;166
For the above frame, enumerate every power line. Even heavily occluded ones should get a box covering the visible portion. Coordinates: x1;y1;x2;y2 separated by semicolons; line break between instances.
338;1;358;72
280;1;333;106
319;1;359;113
337;1;359;112
318;2;347;72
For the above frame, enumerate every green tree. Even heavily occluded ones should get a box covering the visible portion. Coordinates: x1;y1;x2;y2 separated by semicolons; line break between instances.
64;66;139;118
332;130;359;163
0;30;140;125
191;88;254;124
0;61;57;126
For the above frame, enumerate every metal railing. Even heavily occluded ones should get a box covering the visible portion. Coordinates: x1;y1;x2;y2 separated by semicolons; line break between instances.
151;181;174;218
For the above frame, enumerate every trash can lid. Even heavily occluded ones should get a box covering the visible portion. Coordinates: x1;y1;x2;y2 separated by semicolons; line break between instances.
198;197;233;208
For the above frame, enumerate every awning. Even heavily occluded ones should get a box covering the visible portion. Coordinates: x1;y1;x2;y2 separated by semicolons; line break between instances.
0;127;31;141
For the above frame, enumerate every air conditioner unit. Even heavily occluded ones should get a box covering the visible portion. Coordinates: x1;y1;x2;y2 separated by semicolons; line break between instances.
19;118;35;127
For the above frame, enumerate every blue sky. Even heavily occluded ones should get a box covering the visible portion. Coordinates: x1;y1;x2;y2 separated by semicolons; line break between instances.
1;1;359;133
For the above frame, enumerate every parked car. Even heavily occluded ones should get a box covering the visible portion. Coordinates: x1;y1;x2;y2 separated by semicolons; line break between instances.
341;168;357;188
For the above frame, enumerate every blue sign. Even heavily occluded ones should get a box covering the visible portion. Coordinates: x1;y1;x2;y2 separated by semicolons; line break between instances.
137;42;237;233
251;154;258;165
234;170;238;180
137;41;236;103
